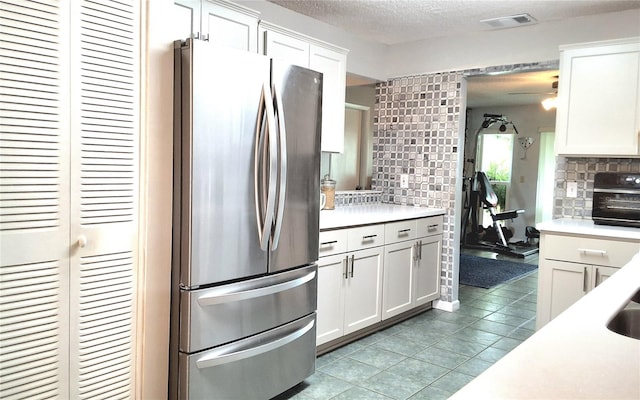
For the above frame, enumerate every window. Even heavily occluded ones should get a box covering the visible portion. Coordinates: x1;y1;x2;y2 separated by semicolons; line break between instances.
477;133;514;225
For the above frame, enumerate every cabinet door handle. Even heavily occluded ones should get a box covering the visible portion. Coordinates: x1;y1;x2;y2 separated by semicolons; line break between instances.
578;248;607;257
583;266;588;293
343;256;349;279
418;240;423;260
413;242;419;261
349;255;355;278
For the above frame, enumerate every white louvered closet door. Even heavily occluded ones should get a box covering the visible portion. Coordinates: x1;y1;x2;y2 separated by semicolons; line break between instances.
0;1;71;399
68;1;139;399
0;1;139;399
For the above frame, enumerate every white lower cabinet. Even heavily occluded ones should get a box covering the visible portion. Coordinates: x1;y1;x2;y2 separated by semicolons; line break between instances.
382;216;443;319
536;232;639;329
316;254;347;344
317;215;443;346
538;261;620;328
382;240;416;319
317;231;383;346
344;247;384;333
414;233;442;306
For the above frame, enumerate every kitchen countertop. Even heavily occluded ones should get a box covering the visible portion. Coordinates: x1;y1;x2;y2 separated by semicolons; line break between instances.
537;218;640;240
319;204;445;231
450;251;640;399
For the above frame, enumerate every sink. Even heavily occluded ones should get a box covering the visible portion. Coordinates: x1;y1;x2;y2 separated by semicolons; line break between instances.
608;308;640;340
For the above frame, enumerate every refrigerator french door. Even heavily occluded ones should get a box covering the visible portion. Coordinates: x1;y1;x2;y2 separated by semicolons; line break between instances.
170;39;322;400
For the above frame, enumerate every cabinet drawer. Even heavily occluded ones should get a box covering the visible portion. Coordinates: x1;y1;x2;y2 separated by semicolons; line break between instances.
416;215;443;238
384;220;417;244
543;234;640;267
347;224;385;251
319;230;348;257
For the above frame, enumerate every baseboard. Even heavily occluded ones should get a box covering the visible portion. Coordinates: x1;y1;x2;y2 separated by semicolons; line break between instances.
433;299;460;312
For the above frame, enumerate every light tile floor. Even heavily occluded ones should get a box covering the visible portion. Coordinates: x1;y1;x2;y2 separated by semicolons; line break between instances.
276;251;539;400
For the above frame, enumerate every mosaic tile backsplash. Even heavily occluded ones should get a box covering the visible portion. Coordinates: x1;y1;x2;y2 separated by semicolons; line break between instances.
335;190;382;207
554;157;640;219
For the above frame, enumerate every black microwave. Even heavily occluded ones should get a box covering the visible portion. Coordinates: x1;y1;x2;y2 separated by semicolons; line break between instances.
592;172;640;228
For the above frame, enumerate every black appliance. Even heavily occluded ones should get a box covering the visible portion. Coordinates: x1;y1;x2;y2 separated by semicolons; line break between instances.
592;172;640;228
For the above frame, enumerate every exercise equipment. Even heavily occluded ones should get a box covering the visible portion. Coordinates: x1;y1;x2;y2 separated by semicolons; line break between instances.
460;114;539;258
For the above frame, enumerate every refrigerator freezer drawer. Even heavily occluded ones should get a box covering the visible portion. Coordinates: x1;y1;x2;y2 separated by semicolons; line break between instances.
179;313;316;400
180;264;317;352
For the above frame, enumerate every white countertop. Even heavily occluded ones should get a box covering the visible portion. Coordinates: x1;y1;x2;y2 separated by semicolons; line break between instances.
537;218;640;240
451;252;640;399
319;204;445;231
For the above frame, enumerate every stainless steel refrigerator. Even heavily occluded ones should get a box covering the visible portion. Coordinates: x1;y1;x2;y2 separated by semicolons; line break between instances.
170;38;322;400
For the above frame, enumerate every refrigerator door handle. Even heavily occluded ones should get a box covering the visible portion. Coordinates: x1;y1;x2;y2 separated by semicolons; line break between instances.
271;83;287;250
255;81;278;251
196;269;316;306
195;319;315;369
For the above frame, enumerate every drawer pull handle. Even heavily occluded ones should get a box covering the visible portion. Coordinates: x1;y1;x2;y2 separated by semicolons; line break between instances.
320;240;338;246
195;319;315;369
197;270;316;305
427;224;438;231
578;248;607;257
362;234;377;240
398;229;411;235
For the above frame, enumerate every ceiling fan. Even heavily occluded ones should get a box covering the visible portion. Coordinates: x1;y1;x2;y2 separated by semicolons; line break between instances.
508;77;559;110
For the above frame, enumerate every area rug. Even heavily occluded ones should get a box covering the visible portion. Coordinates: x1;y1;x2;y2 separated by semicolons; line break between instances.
459;253;537;289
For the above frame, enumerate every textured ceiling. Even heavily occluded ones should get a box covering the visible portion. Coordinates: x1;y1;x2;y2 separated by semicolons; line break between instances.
267;0;640;45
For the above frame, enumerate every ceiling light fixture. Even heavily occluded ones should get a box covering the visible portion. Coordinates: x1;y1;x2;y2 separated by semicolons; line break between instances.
541;80;559;110
541;96;558;110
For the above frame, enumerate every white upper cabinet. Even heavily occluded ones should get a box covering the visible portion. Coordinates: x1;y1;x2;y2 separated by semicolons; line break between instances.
260;22;348;153
262;28;309;67
555;37;640;156
202;0;259;52
174;0;259;52
173;0;201;39
310;44;347;153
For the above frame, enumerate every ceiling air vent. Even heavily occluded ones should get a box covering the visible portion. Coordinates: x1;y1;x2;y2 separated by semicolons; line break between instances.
481;13;537;29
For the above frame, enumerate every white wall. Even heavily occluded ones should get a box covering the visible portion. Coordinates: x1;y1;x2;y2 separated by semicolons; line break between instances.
467;104;556;241
139;0;176;397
